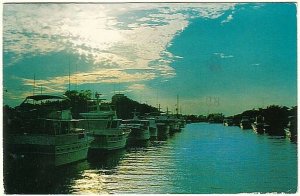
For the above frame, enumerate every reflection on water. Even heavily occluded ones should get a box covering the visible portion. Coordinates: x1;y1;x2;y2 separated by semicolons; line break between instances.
4;123;298;194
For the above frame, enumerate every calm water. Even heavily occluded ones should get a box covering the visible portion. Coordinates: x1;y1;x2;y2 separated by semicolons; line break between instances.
4;123;298;194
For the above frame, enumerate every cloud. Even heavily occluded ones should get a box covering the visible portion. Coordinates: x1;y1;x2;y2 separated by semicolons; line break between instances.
252;3;265;10
4;3;236;69
19;68;156;95
3;3;237;104
214;52;234;58
221;14;234;24
128;84;146;91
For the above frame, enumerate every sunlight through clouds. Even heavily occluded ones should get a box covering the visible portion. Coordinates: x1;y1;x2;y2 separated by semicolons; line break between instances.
4;3;236;69
20;69;156;93
3;3;238;106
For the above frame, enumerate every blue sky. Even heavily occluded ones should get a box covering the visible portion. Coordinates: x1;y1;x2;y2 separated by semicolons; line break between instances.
3;3;297;115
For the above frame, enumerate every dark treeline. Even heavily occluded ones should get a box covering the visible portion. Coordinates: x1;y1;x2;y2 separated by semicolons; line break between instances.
111;94;159;119
61;90;160;119
184;113;225;123
3;90;297;137
227;105;297;136
184;105;297;136
3;90;160;123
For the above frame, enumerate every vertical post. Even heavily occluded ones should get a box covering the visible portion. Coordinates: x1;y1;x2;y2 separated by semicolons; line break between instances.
68;58;71;91
33;73;35;96
176;94;179;116
75;63;78;91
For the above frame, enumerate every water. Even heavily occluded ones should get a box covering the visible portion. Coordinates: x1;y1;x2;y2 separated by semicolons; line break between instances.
4;123;298;193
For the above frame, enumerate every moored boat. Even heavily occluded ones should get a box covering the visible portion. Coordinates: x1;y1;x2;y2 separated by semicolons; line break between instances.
240;117;252;129
79;93;130;152
285;116;297;142
120;112;150;145
251;115;269;134
223;118;234;126
5;95;91;167
144;116;158;140
150;112;170;140
167;115;181;134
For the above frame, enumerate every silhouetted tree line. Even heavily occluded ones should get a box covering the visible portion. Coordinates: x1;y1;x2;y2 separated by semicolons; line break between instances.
64;90;92;118
185;115;207;122
179;106;297;137
227;105;297;136
3;90;297;137
207;113;225;123
64;90;160;119
111;95;159;119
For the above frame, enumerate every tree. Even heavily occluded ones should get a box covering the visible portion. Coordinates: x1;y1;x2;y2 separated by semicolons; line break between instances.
64;90;92;118
112;95;159;119
262;105;289;136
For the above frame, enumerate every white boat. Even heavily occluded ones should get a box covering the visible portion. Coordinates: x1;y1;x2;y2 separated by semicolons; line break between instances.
5;95;91;167
251;115;269;134
120;112;150;144
151;112;170;139
79;93;130;151
79;93;117;120
167;115;181;133
121;119;150;143
240;117;252;129
285;116;297;142
142;115;158;140
223;118;234;126
81;118;130;151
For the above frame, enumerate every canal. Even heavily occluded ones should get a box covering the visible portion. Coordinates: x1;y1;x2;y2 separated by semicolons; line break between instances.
4;123;298;193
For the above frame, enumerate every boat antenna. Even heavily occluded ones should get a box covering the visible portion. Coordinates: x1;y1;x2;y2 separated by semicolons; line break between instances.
75;62;78;91
33;73;35;96
176;94;179;116
68;57;71;91
95;92;103;111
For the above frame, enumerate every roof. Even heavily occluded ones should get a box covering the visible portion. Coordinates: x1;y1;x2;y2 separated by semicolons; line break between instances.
25;95;69;101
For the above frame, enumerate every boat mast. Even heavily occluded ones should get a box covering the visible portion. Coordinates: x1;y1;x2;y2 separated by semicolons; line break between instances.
33;73;35;96
68;57;71;91
176;94;179;116
95;92;102;111
75;63;78;91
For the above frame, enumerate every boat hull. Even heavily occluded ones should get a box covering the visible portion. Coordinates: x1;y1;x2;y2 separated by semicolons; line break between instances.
252;123;265;134
149;127;158;140
127;127;150;143
5;133;90;167
240;122;252;130
169;122;181;134
88;130;128;151
157;123;170;140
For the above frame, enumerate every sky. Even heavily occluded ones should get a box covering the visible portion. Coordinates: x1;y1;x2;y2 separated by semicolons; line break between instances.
2;2;297;115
